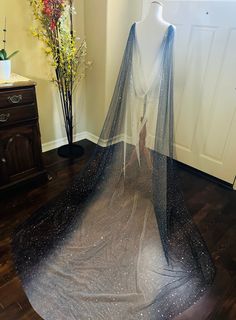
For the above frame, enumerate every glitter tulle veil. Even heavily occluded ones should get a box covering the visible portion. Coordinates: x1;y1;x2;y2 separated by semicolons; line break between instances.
12;23;215;320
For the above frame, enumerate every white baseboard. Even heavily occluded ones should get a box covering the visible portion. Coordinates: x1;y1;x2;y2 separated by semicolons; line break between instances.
233;176;236;191
42;131;99;152
42;131;151;152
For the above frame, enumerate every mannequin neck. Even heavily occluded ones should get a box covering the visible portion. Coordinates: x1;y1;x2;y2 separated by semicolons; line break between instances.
146;3;163;22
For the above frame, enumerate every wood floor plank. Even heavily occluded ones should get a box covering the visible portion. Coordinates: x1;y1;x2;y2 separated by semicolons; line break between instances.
0;140;235;319
0;303;24;320
0;278;26;309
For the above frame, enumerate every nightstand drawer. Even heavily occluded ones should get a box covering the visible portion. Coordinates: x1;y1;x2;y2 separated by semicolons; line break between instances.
0;104;37;126
0;87;35;108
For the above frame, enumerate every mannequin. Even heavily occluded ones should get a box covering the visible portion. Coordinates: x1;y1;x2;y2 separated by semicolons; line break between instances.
135;1;173;86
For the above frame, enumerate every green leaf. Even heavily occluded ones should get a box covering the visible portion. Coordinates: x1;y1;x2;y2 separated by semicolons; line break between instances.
0;49;7;60
7;50;19;59
0;52;5;60
1;49;7;59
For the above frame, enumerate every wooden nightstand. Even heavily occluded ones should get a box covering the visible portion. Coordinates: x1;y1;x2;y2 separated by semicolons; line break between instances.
0;75;47;192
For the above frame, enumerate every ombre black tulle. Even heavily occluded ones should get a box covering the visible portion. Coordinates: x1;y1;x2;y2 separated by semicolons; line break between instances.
12;24;215;320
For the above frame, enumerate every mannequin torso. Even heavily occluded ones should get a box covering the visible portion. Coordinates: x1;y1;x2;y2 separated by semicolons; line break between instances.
135;2;172;87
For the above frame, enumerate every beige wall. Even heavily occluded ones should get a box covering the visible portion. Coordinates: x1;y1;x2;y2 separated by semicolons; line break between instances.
106;0;142;109
2;0;141;148
84;0;142;137
84;0;108;137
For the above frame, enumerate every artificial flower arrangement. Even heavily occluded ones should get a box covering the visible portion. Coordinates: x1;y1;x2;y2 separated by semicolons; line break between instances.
29;0;91;157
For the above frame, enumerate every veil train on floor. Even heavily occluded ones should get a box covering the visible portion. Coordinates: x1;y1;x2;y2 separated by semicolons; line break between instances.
12;23;215;320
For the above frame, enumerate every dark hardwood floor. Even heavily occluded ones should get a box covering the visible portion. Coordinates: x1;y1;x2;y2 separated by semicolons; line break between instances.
0;140;235;320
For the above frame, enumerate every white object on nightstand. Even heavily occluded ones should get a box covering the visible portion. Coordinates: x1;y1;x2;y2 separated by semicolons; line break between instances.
0;60;11;81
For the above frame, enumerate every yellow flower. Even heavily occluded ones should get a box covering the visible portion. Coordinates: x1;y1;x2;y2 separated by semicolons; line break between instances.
45;47;52;54
31;29;38;37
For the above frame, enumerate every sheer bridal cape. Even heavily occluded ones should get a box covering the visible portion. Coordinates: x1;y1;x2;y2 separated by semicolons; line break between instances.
12;23;215;320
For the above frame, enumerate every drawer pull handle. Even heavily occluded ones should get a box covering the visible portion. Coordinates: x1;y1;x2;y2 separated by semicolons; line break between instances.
0;113;10;122
8;94;22;104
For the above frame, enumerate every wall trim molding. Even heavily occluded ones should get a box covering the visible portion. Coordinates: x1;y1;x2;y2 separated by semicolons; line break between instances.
233;176;236;191
42;132;151;153
42;131;100;152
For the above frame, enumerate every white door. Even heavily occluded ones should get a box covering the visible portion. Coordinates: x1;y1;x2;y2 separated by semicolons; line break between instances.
142;0;236;184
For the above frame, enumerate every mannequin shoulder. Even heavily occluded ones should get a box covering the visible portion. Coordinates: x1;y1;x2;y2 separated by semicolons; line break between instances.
167;24;176;37
162;22;176;34
167;24;176;31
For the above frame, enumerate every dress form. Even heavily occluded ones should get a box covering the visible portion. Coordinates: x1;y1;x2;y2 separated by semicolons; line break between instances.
135;1;172;86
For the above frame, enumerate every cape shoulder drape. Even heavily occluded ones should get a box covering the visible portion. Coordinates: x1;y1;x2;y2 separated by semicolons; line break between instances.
12;23;215;320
